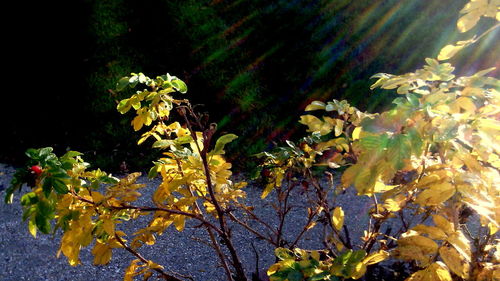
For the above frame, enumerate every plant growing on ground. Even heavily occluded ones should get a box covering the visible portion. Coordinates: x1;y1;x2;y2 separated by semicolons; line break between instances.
263;1;500;280
5;1;499;280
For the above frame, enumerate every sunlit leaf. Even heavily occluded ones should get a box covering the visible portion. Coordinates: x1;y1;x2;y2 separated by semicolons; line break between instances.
439;246;470;279
305;101;326;111
210;134;238;155
432;215;455;235
362;250;390;265
406;262;452;281
332;207;344;231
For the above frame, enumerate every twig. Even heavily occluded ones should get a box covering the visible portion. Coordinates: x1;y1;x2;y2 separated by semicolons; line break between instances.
228;212;277;246
115;234;182;281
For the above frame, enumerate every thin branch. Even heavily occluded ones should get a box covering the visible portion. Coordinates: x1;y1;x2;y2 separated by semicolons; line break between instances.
115;234;182;281
112;205;223;235
227;212;277;246
178;106;248;281
233;202;279;236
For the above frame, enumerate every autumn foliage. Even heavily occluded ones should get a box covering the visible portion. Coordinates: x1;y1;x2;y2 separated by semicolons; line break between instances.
5;1;500;280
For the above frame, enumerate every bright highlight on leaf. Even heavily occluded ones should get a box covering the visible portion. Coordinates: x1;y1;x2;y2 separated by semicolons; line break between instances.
332;206;344;231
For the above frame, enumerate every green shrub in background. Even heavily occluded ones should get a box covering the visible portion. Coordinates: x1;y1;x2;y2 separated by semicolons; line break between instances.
7;0;488;174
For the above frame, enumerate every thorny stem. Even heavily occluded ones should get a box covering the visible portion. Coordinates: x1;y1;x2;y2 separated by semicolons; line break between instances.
115;234;183;281
178;106;248;281
276;175;296;247
309;175;350;250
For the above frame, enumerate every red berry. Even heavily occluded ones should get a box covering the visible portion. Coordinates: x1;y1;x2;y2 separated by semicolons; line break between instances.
30;165;43;175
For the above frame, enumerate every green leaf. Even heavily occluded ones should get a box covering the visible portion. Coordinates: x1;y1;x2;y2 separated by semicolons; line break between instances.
21;192;38;206
148;164;159;179
52;178;69;194
359;134;389;151
22;206;36;222
171;79;188;94
351;250;367;263
100;175;119;184
308;272;330;281
116;77;130;92
129;75;139;88
210;134;238;155
152;139;175;149
39;147;53;159
35;213;51;234
37;200;53;217
25;148;39;159
287;270;303;281
387;134;412;171
4;189;14;204
117;98;131;114
42;178;53;197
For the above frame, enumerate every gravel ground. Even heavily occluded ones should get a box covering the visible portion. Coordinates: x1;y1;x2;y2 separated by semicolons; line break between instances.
0;163;377;281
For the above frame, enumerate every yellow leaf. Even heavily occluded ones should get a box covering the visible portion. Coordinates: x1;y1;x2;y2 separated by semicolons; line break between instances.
124;259;142;281
299;115;334;135
351;262;367;280
267;263;281;276
438;44;465;61
383;194;407;212
488;222;498;235
457;10;482;32
447;231;471;262
341;163;360;188
261;182;274;199
406;262;452;281
305;101;326;111
310;250;320;261
352;126;362;140
432;215;455;235
415;182;455;206
362;250;390;265
373;180;398;194
173;215;185;232
60;231;81;266
411;224;447;240
332;207;344;231
132;115;145;131
103;218;115;235
91;191;105;204
28;219;37;238
398;234;439;255
439;246;470;279
454;96;476;113
147;260;164;270
394;244;432;266
416;172;447;189
92;242;112;265
334;119;344;137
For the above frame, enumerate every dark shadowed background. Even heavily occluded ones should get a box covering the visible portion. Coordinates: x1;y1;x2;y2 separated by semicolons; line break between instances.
3;0;498;173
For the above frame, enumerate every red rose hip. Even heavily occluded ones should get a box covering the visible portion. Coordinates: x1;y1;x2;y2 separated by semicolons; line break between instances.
30;165;43;175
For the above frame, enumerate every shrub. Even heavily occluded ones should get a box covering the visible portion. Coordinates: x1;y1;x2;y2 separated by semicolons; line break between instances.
5;1;499;280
